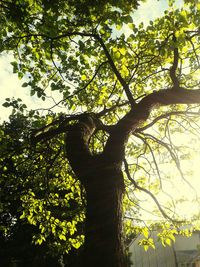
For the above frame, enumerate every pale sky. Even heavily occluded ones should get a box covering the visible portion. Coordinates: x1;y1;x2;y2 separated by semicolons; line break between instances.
0;53;63;122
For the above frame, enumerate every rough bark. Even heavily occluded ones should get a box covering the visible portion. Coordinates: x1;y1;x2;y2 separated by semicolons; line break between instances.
83;165;125;267
65;115;127;267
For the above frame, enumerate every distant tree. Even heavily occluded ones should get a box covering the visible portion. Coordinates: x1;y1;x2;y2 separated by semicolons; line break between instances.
1;0;200;266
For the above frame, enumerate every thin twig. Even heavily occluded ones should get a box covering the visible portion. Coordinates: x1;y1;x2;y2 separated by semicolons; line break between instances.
123;159;184;223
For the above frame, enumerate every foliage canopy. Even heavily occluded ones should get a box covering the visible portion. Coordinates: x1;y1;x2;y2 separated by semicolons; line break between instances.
1;0;200;265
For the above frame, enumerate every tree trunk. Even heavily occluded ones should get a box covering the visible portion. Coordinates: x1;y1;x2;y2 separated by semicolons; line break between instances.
65;115;127;267
82;165;126;267
32;89;200;267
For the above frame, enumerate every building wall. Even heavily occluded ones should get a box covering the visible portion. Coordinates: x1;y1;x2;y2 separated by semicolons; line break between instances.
174;233;200;251
129;231;200;267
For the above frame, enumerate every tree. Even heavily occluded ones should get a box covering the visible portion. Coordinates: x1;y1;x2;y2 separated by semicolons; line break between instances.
0;112;87;266
1;0;200;266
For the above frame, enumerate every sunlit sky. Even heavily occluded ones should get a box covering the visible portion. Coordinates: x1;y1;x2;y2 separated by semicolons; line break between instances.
1;0;200;223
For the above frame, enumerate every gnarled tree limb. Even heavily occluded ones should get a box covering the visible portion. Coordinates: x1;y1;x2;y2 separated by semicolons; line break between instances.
104;88;200;162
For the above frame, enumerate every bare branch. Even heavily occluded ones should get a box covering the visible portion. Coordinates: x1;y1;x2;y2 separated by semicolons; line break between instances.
137;131;198;197
136;110;200;132
123;159;184;223
133;133;162;189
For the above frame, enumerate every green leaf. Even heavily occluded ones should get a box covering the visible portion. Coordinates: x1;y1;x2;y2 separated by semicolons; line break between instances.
22;82;28;87
113;51;121;60
81;74;87;81
72;241;82;249
142;228;149;238
123;15;133;23
128;23;135;30
165;238;171;246
2;102;10;107
59;234;66;241
116;23;122;30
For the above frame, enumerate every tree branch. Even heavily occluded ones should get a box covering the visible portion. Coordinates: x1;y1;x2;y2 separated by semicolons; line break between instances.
104;88;200;162
29;60;109;113
123;159;182;223
136;110;200;132
30;114;83;145
30;112;111;145
169;34;180;89
94;34;136;107
30;82;200;177
10;31;136;107
133;133;162;189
